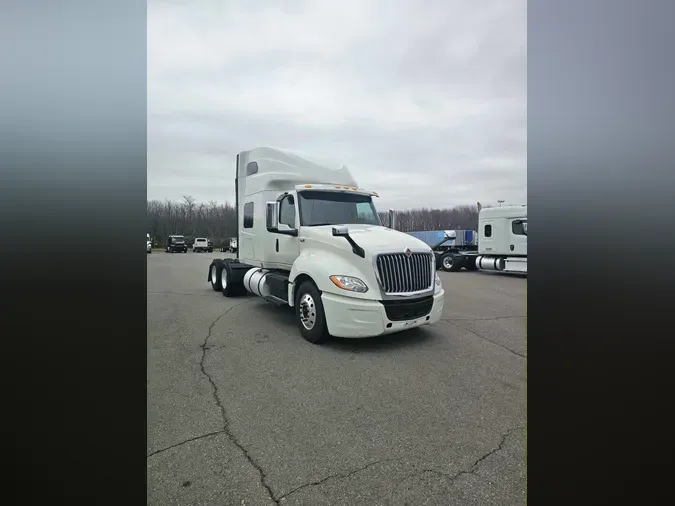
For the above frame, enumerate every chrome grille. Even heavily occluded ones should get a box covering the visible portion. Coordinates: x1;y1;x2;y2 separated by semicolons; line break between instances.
375;252;434;294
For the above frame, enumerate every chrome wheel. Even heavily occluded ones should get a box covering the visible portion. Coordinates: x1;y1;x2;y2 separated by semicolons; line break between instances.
220;268;228;289
443;256;453;269
299;293;316;330
211;265;217;285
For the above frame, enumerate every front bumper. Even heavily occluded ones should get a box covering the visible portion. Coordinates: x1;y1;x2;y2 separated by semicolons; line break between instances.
321;289;444;338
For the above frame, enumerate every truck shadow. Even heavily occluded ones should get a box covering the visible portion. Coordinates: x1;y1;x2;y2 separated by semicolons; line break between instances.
251;301;437;352
327;328;436;353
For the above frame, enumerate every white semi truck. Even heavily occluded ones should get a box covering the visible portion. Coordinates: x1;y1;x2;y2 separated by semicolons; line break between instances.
394;204;527;274
228;237;238;253
207;147;446;344
472;204;527;274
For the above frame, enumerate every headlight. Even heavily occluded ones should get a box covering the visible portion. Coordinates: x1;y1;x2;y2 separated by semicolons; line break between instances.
329;275;368;293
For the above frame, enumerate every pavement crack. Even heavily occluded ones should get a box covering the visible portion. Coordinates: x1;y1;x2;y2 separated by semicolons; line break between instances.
445;320;526;358
199;300;279;505
277;458;395;502
147;431;225;458
402;426;525;485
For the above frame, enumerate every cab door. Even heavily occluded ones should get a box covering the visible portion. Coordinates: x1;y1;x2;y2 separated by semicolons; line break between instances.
273;193;300;269
509;218;528;256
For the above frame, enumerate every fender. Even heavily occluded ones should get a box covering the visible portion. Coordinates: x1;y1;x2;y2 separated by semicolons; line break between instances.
289;248;379;303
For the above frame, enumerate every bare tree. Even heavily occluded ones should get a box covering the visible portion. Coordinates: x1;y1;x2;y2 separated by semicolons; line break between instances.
147;199;479;247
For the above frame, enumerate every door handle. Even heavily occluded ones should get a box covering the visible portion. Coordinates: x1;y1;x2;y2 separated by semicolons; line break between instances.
276;239;279;252
510;245;514;251
299;237;305;243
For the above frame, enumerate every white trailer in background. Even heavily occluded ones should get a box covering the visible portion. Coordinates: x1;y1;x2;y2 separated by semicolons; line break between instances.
207;147;446;344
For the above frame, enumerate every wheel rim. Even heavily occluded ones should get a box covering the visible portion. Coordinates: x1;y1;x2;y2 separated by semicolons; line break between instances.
443;256;453;269
299;293;317;330
211;266;217;285
220;269;227;289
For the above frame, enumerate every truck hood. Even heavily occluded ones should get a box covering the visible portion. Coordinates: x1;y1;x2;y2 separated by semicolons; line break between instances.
300;224;431;255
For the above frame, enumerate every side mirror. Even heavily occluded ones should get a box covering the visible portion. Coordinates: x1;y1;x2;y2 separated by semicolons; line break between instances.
332;225;350;237
443;230;457;240
266;201;278;229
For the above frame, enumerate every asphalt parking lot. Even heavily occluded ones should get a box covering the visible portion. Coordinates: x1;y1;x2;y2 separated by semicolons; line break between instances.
147;251;526;505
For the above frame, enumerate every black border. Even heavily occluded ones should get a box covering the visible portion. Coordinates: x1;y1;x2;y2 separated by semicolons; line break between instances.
529;0;675;503
3;1;675;504
2;1;146;504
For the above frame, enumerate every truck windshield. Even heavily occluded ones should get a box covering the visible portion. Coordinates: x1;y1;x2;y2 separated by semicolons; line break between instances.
298;190;381;227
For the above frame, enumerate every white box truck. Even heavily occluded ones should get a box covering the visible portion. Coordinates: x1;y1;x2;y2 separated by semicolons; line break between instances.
207;147;446;344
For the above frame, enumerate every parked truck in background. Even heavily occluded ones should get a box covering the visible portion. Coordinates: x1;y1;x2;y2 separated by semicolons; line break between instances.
228;237;238;253
393;205;527;274
405;228;479;272
193;237;214;253
207;147;446;344
472;204;527;273
166;235;188;253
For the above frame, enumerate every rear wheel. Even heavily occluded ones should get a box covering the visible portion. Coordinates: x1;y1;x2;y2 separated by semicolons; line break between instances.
210;261;223;291
295;281;329;344
220;263;239;297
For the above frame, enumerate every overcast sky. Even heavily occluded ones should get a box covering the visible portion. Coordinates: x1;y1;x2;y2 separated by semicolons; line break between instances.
148;0;526;210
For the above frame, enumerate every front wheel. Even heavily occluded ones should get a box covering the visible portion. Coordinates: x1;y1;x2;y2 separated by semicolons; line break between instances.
440;253;462;272
295;281;329;344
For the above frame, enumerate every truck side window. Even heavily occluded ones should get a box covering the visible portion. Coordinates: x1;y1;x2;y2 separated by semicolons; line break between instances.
244;202;254;228
279;195;296;227
512;219;526;235
484;224;492;237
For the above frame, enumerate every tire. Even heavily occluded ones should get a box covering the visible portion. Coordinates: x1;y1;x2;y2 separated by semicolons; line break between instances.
220;263;237;297
209;261;223;291
294;281;329;344
440;253;462;272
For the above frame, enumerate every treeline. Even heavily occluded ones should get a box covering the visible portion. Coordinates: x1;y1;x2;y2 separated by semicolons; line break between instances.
147;197;479;247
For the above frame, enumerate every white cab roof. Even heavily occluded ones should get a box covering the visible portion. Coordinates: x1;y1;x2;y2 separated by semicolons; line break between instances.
239;147;359;194
479;205;527;219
